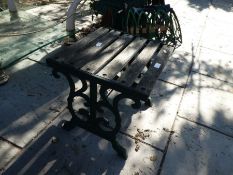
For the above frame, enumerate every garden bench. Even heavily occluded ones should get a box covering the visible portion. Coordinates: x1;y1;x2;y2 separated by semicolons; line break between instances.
46;27;174;159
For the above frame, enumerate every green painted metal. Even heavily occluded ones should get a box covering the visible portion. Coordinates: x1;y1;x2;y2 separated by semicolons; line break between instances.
90;0;181;48
125;5;182;48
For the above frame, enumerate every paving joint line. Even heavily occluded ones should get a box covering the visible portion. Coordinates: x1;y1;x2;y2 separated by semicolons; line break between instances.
177;115;233;139
26;58;47;66
191;70;233;85
200;46;233;56
119;130;164;153
156;114;178;175
158;78;185;88
0;137;22;150
156;8;211;174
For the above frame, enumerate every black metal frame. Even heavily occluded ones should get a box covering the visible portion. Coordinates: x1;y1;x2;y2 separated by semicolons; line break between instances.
49;61;150;159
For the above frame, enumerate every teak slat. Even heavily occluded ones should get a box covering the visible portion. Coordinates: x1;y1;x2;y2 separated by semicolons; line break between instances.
97;37;147;79
70;30;121;69
47;27;109;62
136;45;174;96
70;27;109;50
81;34;134;74
117;41;161;87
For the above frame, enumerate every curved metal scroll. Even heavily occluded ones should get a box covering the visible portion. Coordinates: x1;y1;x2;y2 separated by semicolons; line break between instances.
98;86;141;135
125;5;182;48
52;69;89;119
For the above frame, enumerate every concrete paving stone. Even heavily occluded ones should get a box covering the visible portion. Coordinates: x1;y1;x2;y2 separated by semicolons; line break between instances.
0;13;51;35
75;15;98;31
161;117;233;175
158;23;198;87
159;51;193;87
173;0;210;22
211;0;233;12
164;0;180;7
175;0;211;10
69;129;163;175
0;10;41;24
25;1;93;23
178;72;233;137
172;16;205;54
202;17;233;37
193;47;233;83
200;34;233;55
0;140;20;171
4;125;163;175
178;30;202;54
0;59;69;147
25;4;68;21
208;6;233;24
200;18;233;54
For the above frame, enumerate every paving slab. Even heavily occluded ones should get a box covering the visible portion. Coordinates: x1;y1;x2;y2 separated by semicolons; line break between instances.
208;6;233;24
159;51;193;87
0;59;69;147
201;17;233;38
200;20;233;55
121;81;182;150
82;80;183;151
161;117;233;175
4;125;163;175
178;72;233;137
164;0;179;7
0;140;20;171
193;47;233;83
172;0;209;24
25;3;68;21
167;9;206;55
211;0;233;12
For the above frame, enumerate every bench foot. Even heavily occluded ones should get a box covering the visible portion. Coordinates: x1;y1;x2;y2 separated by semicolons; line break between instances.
112;140;127;160
78;108;89;116
61;120;77;131
131;100;141;109
144;98;152;107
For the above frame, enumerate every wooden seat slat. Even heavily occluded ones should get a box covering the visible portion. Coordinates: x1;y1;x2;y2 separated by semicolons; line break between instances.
66;30;121;69
136;46;174;96
117;41;161;87
46;27;110;62
96;37;147;79
81;34;134;74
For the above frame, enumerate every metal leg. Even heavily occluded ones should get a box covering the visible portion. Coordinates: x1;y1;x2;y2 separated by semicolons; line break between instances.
89;81;97;119
144;97;152;107
131;100;141;109
51;69;145;159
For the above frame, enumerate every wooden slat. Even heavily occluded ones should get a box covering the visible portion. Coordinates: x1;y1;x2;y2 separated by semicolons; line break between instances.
136;46;174;96
117;41;161;87
46;27;109;62
70;27;109;50
96;37;147;79
81;34;134;74
69;30;121;69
